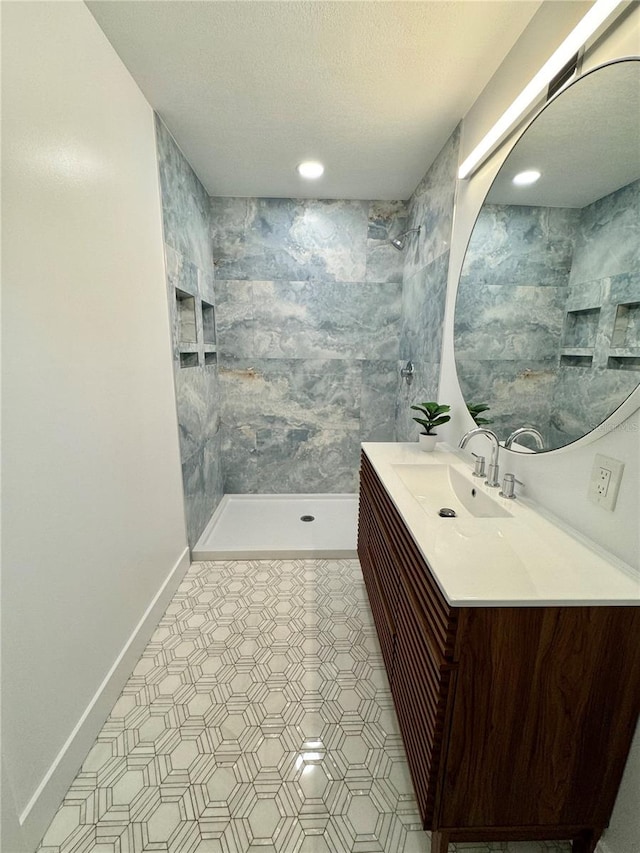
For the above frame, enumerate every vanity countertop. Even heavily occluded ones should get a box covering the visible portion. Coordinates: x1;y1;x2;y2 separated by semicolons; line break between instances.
362;442;640;607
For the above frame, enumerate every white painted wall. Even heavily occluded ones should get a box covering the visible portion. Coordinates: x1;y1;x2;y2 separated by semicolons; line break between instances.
1;4;189;850
438;4;640;851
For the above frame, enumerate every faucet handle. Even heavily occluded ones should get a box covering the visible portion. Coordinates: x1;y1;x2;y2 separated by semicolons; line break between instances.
471;452;486;478
500;472;524;499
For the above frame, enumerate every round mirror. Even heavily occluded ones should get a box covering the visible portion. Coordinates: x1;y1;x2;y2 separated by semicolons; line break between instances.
454;59;640;452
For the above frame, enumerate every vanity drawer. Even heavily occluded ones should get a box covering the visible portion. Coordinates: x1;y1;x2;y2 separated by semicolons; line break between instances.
360;452;458;663
392;582;453;825
359;463;401;614
358;484;397;674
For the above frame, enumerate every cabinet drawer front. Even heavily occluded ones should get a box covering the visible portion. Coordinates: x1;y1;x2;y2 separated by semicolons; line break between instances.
358;481;400;625
360;452;458;662
392;672;437;825
358;489;396;674
396;583;452;729
359;543;396;674
392;588;453;826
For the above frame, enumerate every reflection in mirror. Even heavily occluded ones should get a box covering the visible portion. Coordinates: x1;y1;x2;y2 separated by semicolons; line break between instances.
454;60;640;452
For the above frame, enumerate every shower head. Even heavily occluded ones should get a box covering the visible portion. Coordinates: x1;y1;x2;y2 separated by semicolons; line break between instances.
390;227;421;250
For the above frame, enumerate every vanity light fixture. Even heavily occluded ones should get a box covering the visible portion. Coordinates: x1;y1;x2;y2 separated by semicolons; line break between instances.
297;160;324;179
512;169;541;186
457;0;623;180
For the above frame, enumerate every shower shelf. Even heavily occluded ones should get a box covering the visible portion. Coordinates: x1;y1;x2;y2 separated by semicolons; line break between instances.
608;347;640;357
559;347;593;367
560;347;593;356
560;349;593;367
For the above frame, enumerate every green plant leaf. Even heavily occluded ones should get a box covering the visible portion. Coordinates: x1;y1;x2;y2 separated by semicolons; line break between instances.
467;402;492;426
411;402;450;417
412;417;431;431
429;416;450;429
468;402;490;415
411;401;451;433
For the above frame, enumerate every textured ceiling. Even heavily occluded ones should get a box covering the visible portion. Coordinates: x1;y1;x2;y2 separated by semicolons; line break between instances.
87;0;542;200
488;60;640;208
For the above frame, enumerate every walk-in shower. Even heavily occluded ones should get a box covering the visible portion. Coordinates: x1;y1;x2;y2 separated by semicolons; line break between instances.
192;493;359;559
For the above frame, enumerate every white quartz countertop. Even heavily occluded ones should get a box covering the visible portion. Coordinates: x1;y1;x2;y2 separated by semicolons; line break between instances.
362;442;640;607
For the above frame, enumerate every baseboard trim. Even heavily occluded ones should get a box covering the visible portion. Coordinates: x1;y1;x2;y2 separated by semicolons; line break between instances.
16;546;191;852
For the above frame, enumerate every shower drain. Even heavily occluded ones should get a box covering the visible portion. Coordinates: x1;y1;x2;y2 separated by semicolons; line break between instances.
300;515;315;522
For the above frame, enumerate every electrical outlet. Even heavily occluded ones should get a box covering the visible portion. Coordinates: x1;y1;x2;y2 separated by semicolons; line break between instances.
588;454;624;511
596;467;610;497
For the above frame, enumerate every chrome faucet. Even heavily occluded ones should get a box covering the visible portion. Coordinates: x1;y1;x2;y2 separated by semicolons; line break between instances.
505;427;544;451
459;427;501;487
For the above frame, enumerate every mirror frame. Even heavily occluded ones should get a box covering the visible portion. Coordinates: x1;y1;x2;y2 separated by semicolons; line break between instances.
453;57;640;455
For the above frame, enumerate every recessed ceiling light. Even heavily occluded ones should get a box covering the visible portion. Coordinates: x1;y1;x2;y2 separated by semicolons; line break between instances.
513;169;541;186
297;161;324;179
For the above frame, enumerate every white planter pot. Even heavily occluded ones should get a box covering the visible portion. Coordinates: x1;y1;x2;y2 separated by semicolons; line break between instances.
418;433;438;452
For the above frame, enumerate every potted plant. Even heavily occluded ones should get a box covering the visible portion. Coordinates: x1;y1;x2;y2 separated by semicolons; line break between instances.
467;402;492;426
411;401;451;451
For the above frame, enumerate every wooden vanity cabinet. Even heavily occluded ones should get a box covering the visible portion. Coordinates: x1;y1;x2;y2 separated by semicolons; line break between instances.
358;452;640;853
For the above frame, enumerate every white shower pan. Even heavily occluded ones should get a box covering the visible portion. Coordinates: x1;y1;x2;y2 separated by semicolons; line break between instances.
192;493;359;560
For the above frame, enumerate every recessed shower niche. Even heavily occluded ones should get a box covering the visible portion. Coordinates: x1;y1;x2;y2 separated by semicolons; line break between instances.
560;354;593;367
608;356;640;371
559;307;600;368
607;302;640;370
179;351;199;369
201;300;217;367
562;306;600;349
201;300;216;344
175;288;197;344
612;301;640;347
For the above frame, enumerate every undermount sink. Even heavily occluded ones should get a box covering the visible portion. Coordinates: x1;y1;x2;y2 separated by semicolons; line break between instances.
392;463;513;519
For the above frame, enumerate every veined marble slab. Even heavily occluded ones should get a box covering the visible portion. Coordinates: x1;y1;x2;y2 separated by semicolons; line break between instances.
210;196;369;282
570;179;640;286
455;283;567;361
460;203;577;289
155;114;224;545
403;126;459;279
400;252;449;365
155;116;212;273
215;279;401;361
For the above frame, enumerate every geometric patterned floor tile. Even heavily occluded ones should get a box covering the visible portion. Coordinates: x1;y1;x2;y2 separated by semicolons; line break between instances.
37;559;573;853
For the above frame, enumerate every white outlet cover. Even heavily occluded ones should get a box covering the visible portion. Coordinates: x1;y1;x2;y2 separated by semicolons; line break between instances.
588;453;625;512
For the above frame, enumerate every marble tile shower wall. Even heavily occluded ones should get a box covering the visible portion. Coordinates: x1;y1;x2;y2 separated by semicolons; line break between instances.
155;117;224;545
454;179;639;448
548;179;640;446
211;198;406;493
396;126;460;441
455;203;578;445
